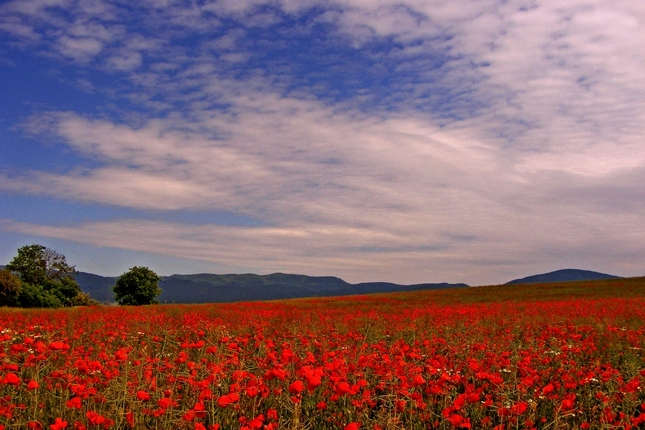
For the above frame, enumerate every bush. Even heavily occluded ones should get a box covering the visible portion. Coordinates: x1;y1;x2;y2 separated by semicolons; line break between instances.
72;291;101;307
18;283;64;308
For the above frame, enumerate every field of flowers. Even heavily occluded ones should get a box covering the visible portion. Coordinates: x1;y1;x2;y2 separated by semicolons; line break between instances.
1;277;645;429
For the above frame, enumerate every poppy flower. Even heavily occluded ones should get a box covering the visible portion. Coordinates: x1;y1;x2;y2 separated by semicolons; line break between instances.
4;372;20;386
217;393;240;407
49;341;65;351
137;390;151;401
86;411;107;426
49;418;67;430
158;397;173;409
66;397;82;409
288;380;304;394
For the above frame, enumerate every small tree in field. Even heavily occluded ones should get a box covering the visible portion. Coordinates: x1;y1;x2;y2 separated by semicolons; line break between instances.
113;266;162;305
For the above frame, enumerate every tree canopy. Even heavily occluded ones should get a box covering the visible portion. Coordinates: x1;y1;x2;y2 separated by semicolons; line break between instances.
6;244;77;285
4;244;94;308
113;266;162;306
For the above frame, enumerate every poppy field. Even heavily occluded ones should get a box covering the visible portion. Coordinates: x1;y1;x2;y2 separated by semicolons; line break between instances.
1;277;645;429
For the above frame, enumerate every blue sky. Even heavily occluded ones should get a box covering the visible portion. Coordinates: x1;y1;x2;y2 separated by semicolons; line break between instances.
1;0;644;285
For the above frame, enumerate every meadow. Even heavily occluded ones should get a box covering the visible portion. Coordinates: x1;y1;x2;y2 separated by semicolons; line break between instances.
1;277;645;429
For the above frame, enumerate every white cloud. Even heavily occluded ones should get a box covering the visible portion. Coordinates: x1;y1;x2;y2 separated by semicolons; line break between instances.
1;0;644;283
56;35;103;60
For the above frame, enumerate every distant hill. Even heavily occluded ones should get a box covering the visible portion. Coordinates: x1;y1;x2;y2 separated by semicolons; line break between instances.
72;272;468;304
506;269;621;285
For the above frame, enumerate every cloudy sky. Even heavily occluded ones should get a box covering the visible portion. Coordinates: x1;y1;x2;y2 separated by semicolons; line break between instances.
1;0;644;286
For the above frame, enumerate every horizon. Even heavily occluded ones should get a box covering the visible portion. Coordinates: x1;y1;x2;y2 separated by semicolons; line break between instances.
0;259;628;288
1;0;644;286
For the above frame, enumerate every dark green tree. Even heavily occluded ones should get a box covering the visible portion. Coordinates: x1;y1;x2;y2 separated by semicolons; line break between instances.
0;269;21;307
6;244;86;308
113;266;162;305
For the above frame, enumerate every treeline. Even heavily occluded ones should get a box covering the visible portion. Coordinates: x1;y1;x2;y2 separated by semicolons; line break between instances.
0;244;161;308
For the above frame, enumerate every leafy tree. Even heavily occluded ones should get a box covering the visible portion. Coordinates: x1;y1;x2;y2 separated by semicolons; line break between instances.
6;244;77;284
6;244;85;308
0;269;21;307
113;266;162;305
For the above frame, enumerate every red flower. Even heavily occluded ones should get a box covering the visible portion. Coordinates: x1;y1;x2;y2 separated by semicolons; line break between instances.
27;379;40;390
136;390;151;401
306;376;321;391
335;381;351;396
288;380;304;394
4;372;20;386
158;397;173;409
66;397;82;409
49;341;65;351
86;411;107;426
344;423;360;430
542;384;555;395
248;414;264;429
216;393;240;407
267;409;278;421
49;418;68;430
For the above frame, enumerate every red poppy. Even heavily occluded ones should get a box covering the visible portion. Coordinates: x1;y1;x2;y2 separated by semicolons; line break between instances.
158;397;173;409
137;390;151;401
288;380;304;394
66;397;82;409
3;372;20;386
216;393;240;407
49;418;67;430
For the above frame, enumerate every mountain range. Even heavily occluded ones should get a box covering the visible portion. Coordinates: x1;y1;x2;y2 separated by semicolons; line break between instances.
75;268;622;304
75;272;468;303
1;265;625;304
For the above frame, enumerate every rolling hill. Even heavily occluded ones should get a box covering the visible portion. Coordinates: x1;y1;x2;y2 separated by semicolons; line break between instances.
505;269;621;285
73;272;468;303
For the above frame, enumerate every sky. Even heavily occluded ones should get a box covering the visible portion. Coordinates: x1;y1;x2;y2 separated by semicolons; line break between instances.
1;0;644;286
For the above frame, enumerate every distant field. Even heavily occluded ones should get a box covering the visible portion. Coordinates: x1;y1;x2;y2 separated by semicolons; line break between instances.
1;277;645;429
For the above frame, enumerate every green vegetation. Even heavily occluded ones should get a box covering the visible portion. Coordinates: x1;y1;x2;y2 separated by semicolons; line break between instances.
113;266;162;305
0;269;21;306
1;244;99;308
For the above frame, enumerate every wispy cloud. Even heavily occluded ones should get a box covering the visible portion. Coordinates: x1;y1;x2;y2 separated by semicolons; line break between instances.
1;0;644;284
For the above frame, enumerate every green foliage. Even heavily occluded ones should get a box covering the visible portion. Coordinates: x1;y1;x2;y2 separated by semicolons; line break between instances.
0;269;21;306
6;244;49;286
5;244;88;308
7;244;77;283
17;283;63;308
113;266;162;306
48;276;83;307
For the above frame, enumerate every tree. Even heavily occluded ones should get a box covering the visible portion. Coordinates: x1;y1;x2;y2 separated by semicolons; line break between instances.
5;244;85;308
6;244;77;285
0;269;21;307
113;266;162;305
